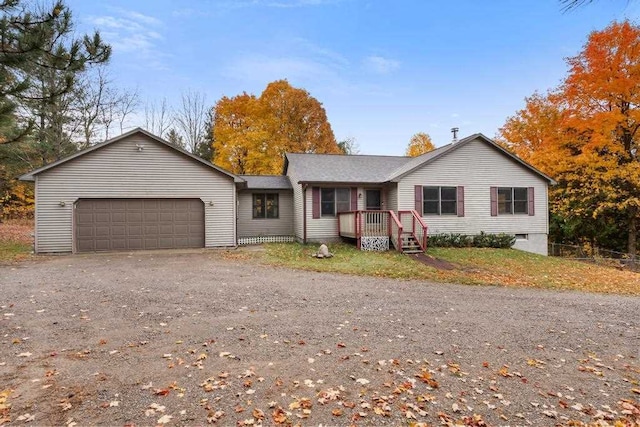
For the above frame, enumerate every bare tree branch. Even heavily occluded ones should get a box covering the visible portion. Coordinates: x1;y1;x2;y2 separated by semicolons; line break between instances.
174;89;207;154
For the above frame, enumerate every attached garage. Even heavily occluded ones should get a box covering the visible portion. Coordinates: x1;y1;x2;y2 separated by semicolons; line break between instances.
20;128;244;253
75;199;205;252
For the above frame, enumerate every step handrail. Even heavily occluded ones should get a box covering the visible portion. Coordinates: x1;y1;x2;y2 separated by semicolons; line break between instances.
398;210;428;251
388;210;403;252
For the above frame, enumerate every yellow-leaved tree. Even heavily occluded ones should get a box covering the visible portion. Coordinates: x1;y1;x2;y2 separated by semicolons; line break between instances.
213;80;341;174
499;21;640;255
405;132;435;157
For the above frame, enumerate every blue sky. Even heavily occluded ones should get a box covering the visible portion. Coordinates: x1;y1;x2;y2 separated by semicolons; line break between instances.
67;0;636;155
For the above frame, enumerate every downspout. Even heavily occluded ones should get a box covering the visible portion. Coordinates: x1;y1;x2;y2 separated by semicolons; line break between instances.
302;184;308;244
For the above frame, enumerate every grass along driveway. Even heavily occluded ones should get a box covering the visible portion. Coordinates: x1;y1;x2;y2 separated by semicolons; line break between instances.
0;219;33;263
261;243;640;295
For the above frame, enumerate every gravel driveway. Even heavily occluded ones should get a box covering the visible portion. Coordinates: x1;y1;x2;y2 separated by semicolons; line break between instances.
1;250;639;426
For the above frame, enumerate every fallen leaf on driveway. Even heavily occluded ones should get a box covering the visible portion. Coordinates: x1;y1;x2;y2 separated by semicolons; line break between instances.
157;414;172;424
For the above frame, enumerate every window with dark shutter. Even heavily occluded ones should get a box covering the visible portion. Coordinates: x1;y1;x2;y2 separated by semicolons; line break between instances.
317;188;352;217
498;187;513;214
457;186;465;217
414;185;423;214
422;186;457;215
490;187;498;216
321;188;335;216
423;187;439;214
513;187;528;214
495;187;529;215
336;188;351;213
312;187;320;219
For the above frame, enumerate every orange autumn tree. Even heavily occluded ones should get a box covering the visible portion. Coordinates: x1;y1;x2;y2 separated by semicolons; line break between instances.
213;80;341;174
405;132;435;157
499;21;640;255
213;93;274;175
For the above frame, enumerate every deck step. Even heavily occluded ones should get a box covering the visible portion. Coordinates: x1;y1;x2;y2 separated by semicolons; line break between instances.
403;249;424;254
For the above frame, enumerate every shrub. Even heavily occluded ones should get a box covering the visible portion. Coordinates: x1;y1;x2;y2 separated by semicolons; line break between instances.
428;232;515;249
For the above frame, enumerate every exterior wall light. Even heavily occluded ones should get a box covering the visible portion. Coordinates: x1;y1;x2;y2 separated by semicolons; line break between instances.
59;201;66;207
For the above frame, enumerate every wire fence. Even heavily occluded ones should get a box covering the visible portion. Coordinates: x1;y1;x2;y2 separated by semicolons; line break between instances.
548;242;638;272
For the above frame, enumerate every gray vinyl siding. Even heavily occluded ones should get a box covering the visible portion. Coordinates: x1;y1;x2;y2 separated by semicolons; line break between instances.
386;184;398;212
396;138;549;254
286;161;350;242
305;189;339;241
34;134;236;253
237;191;294;237
306;185;368;242
286;164;305;240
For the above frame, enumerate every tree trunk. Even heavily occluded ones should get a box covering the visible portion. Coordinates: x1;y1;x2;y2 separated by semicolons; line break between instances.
629;214;637;259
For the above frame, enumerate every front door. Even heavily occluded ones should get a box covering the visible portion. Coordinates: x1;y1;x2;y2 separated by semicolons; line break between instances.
365;189;382;211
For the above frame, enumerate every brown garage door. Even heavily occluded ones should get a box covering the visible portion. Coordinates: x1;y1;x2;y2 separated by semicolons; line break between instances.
75;199;205;252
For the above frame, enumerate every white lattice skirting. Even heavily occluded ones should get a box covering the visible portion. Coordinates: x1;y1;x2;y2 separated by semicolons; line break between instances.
361;236;389;251
238;236;296;245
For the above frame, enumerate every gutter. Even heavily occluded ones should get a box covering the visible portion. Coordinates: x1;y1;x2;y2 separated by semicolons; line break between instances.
302;184;308;244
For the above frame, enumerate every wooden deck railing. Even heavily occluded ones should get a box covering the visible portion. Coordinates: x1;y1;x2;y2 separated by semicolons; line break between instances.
338;210;424;252
358;210;389;237
337;211;357;238
398;210;428;251
388;210;403;251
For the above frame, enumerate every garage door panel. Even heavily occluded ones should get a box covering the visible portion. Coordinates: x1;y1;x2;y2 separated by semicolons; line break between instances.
126;212;143;222
173;211;189;221
75;199;204;252
94;200;111;210
130;240;144;250
110;200;127;210
128;225;143;236
76;229;94;239
144;211;159;221
111;239;127;250
112;212;126;222
95;212;110;222
95;226;111;237
95;239;111;251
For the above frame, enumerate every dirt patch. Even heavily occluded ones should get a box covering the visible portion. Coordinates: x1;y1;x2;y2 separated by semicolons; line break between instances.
409;252;457;270
0;251;639;426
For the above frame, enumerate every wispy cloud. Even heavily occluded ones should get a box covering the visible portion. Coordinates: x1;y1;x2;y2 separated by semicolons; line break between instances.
89;9;168;69
262;0;342;8
175;0;341;15
223;38;348;87
363;55;400;75
223;54;335;84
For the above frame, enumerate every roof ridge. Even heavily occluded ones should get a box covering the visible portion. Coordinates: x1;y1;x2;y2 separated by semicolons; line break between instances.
285;152;410;159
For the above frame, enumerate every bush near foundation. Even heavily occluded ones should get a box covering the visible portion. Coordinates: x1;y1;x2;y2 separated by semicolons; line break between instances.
428;232;515;249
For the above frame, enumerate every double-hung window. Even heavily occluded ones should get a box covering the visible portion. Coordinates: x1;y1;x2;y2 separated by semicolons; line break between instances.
498;187;528;214
252;193;279;219
423;186;457;215
321;188;351;217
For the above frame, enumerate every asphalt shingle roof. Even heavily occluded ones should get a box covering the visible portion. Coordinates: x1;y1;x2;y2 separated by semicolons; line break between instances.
241;175;292;190
284;153;410;183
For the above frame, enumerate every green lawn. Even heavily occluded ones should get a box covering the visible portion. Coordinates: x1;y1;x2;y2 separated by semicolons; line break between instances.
261;243;640;295
0;241;32;262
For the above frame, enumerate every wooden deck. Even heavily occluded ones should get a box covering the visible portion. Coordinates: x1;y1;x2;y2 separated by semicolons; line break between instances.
337;210;427;253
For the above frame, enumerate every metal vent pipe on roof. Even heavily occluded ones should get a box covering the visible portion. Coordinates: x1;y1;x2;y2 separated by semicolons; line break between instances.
451;127;459;143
